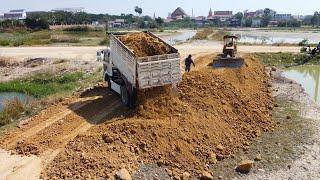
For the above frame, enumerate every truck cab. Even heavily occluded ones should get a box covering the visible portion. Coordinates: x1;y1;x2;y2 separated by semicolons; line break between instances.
97;48;131;106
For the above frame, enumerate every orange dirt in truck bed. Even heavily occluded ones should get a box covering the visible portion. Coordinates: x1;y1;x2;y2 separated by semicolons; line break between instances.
118;32;172;57
41;54;274;178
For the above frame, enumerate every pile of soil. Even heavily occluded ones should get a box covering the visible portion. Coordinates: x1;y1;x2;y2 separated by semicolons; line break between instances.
14;140;40;156
43;55;275;178
118;32;172;57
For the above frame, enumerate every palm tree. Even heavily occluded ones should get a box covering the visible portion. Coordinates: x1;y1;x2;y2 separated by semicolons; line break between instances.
134;6;142;16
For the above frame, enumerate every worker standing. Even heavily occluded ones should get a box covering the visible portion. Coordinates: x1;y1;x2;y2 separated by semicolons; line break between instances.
185;54;195;73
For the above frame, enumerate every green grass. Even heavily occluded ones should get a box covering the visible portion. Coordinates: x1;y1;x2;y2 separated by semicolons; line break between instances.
0;70;102;128
0;72;86;98
253;52;320;67
0;29;107;46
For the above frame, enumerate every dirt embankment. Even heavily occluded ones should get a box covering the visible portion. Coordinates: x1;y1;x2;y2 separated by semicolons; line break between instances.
42;54;274;178
119;32;172;57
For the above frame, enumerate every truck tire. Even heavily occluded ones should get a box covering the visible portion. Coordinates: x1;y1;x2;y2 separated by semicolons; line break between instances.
105;75;111;89
120;85;129;106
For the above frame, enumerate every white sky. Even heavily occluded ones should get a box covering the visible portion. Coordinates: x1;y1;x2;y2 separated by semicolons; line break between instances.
0;0;318;17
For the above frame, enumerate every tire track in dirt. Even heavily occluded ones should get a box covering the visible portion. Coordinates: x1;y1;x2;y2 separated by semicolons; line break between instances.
0;88;124;180
2;96;101;148
12;95;121;154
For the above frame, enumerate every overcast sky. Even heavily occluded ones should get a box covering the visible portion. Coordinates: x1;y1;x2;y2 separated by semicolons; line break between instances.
0;0;319;17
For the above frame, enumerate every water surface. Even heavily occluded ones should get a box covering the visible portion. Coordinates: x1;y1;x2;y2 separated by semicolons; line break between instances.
284;65;320;104
0;92;33;112
157;30;197;45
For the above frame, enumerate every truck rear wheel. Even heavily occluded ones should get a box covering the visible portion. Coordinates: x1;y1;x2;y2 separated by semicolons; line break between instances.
120;85;129;106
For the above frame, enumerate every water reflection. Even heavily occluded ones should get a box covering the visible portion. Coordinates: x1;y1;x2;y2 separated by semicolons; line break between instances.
284;65;320;104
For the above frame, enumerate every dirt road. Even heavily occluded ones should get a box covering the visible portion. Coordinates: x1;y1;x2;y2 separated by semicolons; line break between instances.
0;46;104;61
0;43;300;62
175;41;300;57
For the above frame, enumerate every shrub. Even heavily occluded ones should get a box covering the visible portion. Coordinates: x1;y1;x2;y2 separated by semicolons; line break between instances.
0;39;10;46
63;26;90;32
13;39;25;47
298;39;309;46
0;98;25;126
50;35;80;43
99;38;109;45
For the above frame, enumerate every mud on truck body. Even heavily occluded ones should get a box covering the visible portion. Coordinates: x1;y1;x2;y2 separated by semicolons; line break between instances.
97;31;182;107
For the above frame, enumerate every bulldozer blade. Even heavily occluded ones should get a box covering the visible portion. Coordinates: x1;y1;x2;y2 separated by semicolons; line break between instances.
213;57;244;68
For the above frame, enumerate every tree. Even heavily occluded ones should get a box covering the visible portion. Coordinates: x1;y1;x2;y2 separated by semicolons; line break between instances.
311;11;320;27
244;18;253;27
25;17;49;30
134;6;143;16
234;12;244;23
261;8;274;27
155;17;164;26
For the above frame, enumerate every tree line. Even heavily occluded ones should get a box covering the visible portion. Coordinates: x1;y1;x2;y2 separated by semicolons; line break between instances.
1;7;320;31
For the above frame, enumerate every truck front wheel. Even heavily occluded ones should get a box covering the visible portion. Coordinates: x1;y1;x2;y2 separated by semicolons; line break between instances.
105;75;111;89
120;85;129;106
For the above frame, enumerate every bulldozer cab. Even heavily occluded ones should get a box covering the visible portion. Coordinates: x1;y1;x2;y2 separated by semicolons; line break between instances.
223;35;238;56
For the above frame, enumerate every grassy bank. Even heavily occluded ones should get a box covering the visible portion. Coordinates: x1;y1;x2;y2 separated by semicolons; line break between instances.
0;29;108;47
0;70;102;127
253;52;320;67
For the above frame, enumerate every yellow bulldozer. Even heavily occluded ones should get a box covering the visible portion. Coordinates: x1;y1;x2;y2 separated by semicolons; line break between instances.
214;35;244;68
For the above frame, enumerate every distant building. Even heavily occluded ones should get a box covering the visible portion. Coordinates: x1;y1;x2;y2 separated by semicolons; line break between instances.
170;7;189;20
207;8;215;21
0;14;4;21
108;19;126;28
229;18;241;27
244;10;257;18
208;8;213;17
213;11;233;21
51;7;85;13
3;9;27;20
292;15;305;20
194;16;206;27
274;14;292;21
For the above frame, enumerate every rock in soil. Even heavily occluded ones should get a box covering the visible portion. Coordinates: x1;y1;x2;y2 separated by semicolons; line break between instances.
200;171;214;180
236;160;254;174
182;172;190;180
254;154;262;161
115;168;132;180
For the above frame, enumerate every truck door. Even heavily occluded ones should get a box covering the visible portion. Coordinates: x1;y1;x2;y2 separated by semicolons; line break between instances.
103;48;113;77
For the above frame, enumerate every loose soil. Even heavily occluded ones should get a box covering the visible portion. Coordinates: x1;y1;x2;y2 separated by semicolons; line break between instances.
41;54;274;178
118;32;172;57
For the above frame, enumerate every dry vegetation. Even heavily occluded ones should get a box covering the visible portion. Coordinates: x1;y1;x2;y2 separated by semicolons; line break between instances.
193;28;229;41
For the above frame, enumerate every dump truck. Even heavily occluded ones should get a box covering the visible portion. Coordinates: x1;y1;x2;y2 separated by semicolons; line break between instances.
97;31;182;107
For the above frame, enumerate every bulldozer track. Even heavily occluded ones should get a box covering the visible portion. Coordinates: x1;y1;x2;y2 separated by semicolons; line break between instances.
3;96;101;147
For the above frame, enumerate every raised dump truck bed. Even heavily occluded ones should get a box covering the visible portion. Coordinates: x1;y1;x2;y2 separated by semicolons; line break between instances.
99;31;182;107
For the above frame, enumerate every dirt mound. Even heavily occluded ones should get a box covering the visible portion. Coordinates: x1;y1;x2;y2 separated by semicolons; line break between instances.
118;32;172;57
14;140;40;156
43;55;275;178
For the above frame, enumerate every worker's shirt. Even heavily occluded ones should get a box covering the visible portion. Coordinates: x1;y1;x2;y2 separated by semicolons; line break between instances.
185;57;194;66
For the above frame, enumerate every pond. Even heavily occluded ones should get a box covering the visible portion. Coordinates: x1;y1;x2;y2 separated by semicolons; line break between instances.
157;30;197;45
232;30;320;45
0;92;34;112
283;65;320;105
